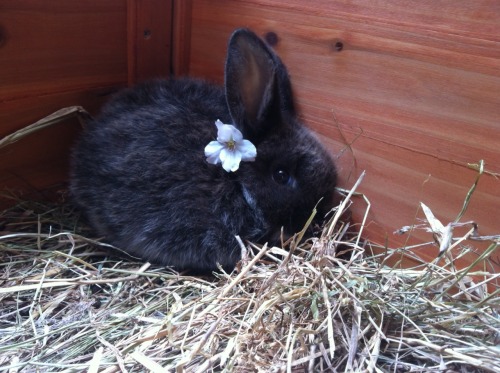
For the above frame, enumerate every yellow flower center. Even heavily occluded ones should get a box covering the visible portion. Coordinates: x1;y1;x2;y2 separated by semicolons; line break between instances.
226;139;236;150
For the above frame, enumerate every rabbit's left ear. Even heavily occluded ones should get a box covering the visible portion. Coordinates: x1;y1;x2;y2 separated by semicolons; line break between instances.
225;29;295;139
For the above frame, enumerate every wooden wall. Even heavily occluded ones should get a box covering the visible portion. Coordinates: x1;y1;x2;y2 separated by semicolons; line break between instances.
0;0;171;205
176;0;500;268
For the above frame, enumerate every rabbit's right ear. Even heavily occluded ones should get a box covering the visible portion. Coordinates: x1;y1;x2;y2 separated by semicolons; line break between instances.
225;29;294;139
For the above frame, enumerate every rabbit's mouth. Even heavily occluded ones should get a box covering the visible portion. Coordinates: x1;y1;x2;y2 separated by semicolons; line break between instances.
267;226;292;245
265;218;308;246
263;220;320;249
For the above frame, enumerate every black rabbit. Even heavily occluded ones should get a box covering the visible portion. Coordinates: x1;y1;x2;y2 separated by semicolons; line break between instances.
70;29;337;272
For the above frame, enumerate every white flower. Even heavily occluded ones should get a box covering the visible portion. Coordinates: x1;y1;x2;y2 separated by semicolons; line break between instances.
204;119;257;172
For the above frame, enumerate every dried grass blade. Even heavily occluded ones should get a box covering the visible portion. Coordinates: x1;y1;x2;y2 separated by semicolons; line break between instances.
0;106;91;149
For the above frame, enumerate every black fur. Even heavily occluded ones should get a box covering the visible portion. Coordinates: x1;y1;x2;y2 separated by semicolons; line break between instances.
70;29;337;272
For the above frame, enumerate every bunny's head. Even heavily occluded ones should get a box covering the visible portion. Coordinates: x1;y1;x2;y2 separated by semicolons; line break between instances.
215;29;337;239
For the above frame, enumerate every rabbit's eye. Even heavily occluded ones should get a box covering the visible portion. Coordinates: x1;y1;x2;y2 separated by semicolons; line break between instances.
273;169;291;185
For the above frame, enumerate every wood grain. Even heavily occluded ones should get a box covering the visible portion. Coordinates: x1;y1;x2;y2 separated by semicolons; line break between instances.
127;0;172;84
0;88;120;208
0;1;128;101
0;1;172;205
185;0;500;268
172;0;193;77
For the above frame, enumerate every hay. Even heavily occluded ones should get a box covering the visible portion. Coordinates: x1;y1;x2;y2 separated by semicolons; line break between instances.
0;180;499;372
0;106;91;150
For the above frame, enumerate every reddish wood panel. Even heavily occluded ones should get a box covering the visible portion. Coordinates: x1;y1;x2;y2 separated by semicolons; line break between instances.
171;0;193;76
0;119;80;206
127;0;173;84
184;0;500;268
0;1;172;206
0;1;128;101
0;88;119;209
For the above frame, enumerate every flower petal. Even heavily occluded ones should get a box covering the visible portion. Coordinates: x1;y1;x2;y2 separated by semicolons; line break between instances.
204;141;224;164
229;126;243;142
215;119;224;130
217;123;243;143
220;148;242;172
238;139;257;161
216;125;231;142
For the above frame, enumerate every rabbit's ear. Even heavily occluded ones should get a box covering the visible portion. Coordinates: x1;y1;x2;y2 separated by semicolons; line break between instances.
225;29;295;138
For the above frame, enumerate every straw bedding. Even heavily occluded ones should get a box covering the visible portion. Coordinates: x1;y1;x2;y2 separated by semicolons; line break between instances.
0;179;498;372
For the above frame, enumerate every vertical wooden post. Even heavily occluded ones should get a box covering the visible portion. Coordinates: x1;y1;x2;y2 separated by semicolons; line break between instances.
127;0;173;85
172;0;193;77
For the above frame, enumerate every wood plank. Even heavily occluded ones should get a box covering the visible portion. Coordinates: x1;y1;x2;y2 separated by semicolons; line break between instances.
187;0;500;268
0;0;128;101
127;0;173;84
172;0;193;76
0;88;121;207
0;118;79;209
0;86;121;138
0;1;174;205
